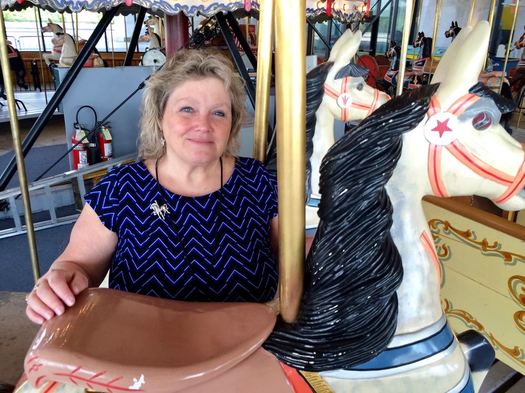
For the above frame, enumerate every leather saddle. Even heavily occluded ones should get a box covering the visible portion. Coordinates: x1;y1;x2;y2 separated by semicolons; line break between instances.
24;288;292;393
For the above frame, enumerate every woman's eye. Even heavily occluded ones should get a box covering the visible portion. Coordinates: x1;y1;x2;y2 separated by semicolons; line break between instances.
356;83;364;91
472;112;492;130
180;106;193;113
214;110;226;117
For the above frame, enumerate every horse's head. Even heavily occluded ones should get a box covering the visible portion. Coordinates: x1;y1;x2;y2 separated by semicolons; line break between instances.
414;32;424;47
321;29;390;122
444;21;461;39
42;19;63;34
425;22;525;211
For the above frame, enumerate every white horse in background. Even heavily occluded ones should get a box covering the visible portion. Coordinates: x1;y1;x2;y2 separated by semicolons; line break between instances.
142;15;164;49
41;20;78;67
305;29;390;228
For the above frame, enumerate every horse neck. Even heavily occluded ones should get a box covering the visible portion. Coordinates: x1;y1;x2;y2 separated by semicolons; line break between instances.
385;125;443;337
150;34;161;49
61;35;77;57
310;103;335;197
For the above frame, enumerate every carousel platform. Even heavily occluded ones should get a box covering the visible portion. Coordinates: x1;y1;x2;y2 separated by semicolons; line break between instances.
0;90;58;123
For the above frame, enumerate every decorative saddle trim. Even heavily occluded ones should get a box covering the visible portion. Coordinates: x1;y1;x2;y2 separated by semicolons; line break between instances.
348;322;454;370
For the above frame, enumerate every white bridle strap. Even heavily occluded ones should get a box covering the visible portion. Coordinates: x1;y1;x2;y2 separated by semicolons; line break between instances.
427;94;525;202
324;77;381;120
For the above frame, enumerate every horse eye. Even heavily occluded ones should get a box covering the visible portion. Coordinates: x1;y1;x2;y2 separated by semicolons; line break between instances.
357;83;364;91
472;112;492;130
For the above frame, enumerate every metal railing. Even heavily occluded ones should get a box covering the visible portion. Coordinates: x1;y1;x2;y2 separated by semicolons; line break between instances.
0;153;135;239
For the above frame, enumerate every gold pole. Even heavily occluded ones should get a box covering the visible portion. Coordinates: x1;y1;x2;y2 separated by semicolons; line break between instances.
253;0;274;161
61;13;66;34
488;0;497;27
124;15;129;52
110;21;115;67
485;0;497;70
34;8;48;103
430;0;442;74
396;0;416;96
499;0;520;94
0;11;40;282
468;0;477;25
75;13;79;52
275;0;305;323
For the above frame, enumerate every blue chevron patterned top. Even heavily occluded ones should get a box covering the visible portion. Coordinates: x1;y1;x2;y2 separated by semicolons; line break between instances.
84;157;279;302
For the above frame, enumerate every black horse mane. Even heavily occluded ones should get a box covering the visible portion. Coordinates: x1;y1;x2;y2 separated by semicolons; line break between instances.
266;61;333;198
264;83;440;371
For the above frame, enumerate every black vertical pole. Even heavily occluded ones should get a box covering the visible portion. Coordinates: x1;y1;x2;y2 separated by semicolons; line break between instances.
124;7;147;66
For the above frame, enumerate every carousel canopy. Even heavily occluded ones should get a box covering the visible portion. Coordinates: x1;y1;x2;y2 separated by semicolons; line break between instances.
0;0;369;22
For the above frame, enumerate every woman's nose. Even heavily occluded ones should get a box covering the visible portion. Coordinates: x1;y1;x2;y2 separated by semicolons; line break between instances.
193;113;213;131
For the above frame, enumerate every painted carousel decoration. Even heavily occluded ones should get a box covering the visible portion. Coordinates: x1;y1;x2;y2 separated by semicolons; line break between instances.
1;1;369;22
14;20;525;393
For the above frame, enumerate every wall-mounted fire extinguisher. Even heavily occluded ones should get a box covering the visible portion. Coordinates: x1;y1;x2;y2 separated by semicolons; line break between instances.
72;123;89;170
98;124;113;161
71;105;98;170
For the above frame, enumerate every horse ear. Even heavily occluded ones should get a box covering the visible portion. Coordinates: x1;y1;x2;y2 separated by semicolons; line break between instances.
432;24;473;84
328;29;362;66
435;21;490;107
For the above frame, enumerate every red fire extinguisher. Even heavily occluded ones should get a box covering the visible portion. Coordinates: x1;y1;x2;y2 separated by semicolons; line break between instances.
72;124;89;170
98;124;113;161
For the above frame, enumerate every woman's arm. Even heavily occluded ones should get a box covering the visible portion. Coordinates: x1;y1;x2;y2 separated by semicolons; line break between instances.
26;204;117;324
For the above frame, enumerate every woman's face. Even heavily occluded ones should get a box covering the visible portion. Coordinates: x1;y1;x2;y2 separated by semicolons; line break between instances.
161;76;233;166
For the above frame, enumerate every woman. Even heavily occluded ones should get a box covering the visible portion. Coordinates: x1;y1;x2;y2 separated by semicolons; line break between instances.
26;49;279;324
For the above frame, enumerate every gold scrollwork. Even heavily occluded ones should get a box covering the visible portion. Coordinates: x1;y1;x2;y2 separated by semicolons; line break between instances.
508;275;525;334
443;299;525;367
428;219;525;265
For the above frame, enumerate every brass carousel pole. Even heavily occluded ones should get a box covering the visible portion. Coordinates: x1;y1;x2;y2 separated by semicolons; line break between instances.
468;0;477;25
253;0;274;161
500;0;520;95
75;13;79;52
396;0;416;96
485;0;497;70
34;8;48;102
430;0;442;74
0;12;40;282
275;0;305;322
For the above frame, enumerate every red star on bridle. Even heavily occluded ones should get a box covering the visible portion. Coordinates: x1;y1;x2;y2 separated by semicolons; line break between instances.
431;118;453;137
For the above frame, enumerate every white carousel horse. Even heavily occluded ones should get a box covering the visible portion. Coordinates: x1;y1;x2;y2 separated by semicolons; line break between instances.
41;20;77;67
16;21;525;393
144;15;164;47
139;27;162;50
305;29;390;228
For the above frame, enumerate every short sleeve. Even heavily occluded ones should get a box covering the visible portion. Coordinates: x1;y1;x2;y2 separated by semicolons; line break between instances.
84;166;121;232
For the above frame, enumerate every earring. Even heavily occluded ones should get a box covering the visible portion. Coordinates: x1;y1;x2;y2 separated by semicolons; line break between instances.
160;137;165;146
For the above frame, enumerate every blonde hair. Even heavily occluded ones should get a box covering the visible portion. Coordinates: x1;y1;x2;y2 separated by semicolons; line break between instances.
138;49;246;160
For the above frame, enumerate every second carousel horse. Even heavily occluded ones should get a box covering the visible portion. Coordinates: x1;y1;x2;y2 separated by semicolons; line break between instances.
42;20;77;67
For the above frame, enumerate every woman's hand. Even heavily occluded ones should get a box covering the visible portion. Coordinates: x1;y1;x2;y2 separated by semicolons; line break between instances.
25;265;89;324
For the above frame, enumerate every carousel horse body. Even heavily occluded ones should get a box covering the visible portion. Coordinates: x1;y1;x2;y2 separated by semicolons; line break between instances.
305;29;390;228
41;20;77;67
412;32;433;76
17;22;525;393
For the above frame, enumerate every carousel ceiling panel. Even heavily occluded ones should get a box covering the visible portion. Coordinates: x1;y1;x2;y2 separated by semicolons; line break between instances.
0;0;369;22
